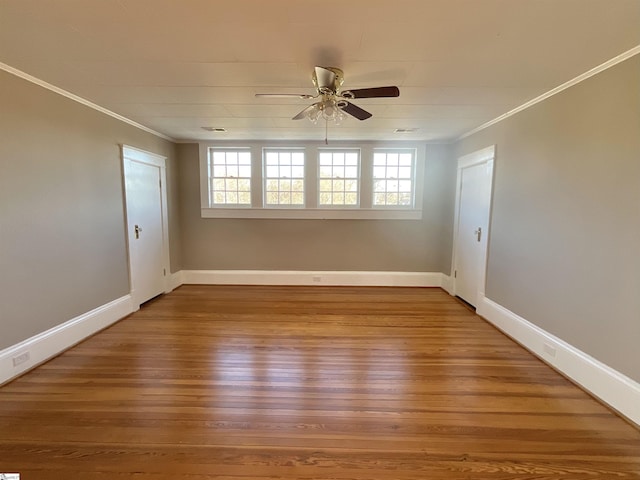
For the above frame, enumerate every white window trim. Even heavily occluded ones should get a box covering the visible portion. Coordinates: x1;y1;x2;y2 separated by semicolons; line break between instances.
199;141;424;220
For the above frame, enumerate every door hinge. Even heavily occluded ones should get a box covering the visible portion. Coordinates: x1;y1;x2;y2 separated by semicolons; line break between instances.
163;268;166;276
159;178;162;189
454;270;457;278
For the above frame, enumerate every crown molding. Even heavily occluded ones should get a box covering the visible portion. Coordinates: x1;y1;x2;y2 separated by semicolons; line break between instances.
458;45;640;141
0;62;174;142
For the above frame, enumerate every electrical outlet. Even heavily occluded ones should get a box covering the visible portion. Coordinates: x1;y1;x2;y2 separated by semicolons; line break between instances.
12;351;30;367
543;343;557;358
312;276;321;283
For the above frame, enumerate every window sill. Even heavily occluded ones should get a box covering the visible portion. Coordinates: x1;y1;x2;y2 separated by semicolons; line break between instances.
201;208;422;220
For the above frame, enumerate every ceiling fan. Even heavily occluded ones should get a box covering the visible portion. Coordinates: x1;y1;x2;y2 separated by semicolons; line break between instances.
255;66;400;124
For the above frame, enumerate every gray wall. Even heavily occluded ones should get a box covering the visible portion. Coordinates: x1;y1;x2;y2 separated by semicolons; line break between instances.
455;55;640;382
0;70;180;350
177;143;456;272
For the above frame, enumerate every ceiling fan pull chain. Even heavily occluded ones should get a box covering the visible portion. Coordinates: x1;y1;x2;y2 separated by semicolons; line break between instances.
325;118;328;145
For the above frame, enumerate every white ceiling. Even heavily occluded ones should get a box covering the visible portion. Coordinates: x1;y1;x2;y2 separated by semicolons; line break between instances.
1;0;639;142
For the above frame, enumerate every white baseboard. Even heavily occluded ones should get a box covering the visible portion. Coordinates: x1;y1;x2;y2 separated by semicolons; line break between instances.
0;295;135;386
477;294;640;426
168;271;184;291
440;274;454;295
180;270;446;287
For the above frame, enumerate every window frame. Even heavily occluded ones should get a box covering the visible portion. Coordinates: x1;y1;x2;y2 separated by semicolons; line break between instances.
317;148;361;208
262;148;306;209
371;148;417;209
207;147;253;208
199;141;424;220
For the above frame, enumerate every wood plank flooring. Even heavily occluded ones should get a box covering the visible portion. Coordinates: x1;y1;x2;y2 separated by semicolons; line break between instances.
1;285;639;479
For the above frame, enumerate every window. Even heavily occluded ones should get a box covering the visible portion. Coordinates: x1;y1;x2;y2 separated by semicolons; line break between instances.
318;150;360;206
264;149;305;207
199;142;423;219
372;149;415;207
208;149;251;206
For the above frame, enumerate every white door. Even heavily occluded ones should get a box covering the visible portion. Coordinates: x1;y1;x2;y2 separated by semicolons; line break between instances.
453;147;494;307
122;146;169;307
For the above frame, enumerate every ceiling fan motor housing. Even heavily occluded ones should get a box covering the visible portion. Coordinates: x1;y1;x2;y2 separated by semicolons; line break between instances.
313;67;344;94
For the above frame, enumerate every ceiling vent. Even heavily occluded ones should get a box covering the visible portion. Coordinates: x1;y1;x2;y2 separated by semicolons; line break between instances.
201;127;226;132
394;128;418;133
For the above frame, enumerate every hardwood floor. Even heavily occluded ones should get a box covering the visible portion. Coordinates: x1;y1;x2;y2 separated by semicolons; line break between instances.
1;285;639;479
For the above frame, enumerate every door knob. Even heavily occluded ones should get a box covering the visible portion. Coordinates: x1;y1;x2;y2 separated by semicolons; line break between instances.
134;224;142;239
474;227;482;242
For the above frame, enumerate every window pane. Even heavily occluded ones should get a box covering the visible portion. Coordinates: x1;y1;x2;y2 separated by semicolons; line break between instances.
399;166;412;179
333;192;344;204
374;153;386;165
373;166;386;179
319;153;332;165
239;192;251;204
266;179;278;191
319;166;332;177
279;179;291;191
345;193;357;205
279;191;290;204
374;193;386;205
399;154;412;166
333;166;344;178
266;192;278;204
345;166;358;178
399;180;412;192
319;179;332;191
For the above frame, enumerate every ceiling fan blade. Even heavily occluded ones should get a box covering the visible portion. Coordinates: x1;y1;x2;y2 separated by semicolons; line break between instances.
314;66;337;92
340;101;372;121
342;86;400;99
255;93;315;99
292;103;318;120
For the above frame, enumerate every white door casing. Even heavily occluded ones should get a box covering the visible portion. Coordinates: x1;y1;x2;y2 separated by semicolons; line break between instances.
122;145;170;308
451;145;495;307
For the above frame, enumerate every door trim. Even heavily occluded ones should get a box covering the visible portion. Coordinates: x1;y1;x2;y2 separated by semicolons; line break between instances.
450;145;495;302
121;145;170;308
